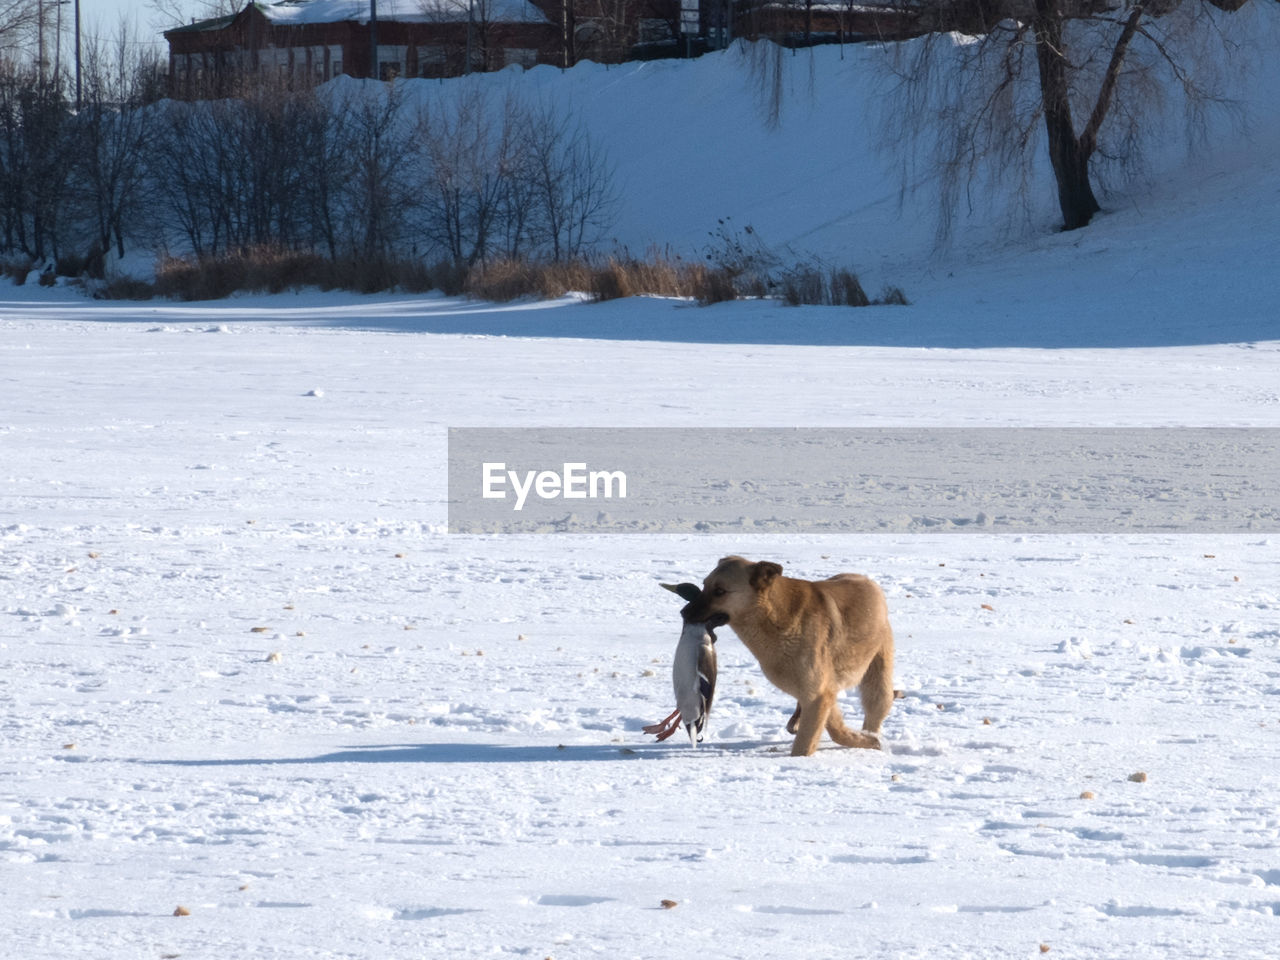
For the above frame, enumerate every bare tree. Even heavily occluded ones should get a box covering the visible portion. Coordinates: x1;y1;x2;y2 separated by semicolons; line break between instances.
413;91;619;264
522;101;618;260
73;20;159;266
150;73;349;259
417;0;520;75
0;60;32;253
0;62;73;261
0;6;85;261
234;82;326;250
0;0;39;60
145;0;242;31
150;99;227;256
493;99;540;259
417;88;524;265
339;81;418;261
26;78;73;261
574;0;635;63
300;86;357;260
884;0;1256;233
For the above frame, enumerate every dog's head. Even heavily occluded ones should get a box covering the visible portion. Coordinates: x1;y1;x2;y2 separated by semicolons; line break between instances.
668;556;782;625
660;581;729;630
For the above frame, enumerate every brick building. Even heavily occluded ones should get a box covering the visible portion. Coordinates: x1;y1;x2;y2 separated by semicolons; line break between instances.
165;0;565;98
164;0;914;99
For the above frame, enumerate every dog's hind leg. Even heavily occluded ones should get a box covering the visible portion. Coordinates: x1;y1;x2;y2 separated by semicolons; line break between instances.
786;703;802;735
825;702;882;750
859;649;895;736
791;693;835;756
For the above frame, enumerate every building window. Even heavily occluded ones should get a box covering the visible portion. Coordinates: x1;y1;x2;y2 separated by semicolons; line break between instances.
376;45;407;80
259;46;289;75
640;18;673;43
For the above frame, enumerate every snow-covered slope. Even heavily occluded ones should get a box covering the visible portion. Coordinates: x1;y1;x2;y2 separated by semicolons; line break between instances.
349;5;1278;268
167;0;1280;346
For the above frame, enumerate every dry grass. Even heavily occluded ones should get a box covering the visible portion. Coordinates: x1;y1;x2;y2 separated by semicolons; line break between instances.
55;252;89;278
97;275;156;300
155;247;330;300
152;247;450;301
2;255;33;285
102;245;907;308
832;269;871;307
781;262;908;307
465;254;737;305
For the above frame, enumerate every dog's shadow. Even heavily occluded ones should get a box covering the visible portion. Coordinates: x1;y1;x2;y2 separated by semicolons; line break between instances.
142;738;795;767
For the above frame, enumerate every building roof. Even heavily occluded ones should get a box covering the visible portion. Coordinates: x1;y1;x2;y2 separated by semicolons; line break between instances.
256;0;549;25
167;0;551;34
165;12;240;34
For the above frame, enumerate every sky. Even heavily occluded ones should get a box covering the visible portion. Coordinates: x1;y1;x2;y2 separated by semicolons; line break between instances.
65;1;219;49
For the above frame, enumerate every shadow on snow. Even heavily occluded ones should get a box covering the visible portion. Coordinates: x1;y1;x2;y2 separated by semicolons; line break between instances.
141;738;793;767
6;292;1279;349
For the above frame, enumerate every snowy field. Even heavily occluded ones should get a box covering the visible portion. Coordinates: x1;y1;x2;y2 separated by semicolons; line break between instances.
6;9;1280;958
4;289;1279;959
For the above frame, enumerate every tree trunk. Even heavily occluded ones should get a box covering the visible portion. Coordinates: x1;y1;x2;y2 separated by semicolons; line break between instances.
1033;2;1100;231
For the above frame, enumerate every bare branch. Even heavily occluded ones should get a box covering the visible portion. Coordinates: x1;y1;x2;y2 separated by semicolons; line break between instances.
1080;2;1147;159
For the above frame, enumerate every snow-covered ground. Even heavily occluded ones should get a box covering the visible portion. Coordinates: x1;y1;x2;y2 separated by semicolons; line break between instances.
5;293;1279;959
5;9;1280;958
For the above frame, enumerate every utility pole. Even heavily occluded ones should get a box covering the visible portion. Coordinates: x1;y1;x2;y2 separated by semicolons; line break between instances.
369;0;378;79
54;0;64;83
465;0;473;74
74;0;81;110
561;0;570;69
37;0;44;85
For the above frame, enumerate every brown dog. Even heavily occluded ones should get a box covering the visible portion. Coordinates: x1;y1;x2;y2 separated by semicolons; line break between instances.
680;556;895;757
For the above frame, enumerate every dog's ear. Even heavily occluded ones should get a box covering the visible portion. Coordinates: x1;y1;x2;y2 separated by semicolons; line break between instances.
750;561;783;589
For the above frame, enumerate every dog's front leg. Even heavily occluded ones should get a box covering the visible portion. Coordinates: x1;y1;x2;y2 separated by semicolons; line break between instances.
790;693;834;756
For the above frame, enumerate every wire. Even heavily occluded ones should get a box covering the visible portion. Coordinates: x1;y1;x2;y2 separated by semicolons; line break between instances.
76;30;168;46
